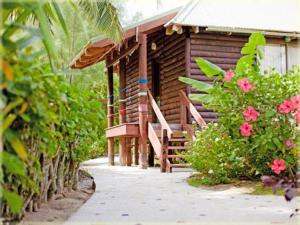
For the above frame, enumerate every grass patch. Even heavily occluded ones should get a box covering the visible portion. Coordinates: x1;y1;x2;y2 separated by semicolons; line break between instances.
187;174;299;196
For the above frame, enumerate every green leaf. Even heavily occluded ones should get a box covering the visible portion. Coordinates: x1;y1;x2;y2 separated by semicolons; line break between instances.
189;93;214;104
0;152;27;176
179;77;213;93
5;130;28;161
2;189;23;215
0;114;17;134
51;1;69;38
195;58;224;77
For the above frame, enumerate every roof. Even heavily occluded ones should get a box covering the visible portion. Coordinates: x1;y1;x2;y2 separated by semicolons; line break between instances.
70;0;300;69
166;0;300;34
70;7;180;69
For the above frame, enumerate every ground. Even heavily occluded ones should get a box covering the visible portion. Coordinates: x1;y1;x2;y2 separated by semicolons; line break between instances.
21;170;94;225
64;157;298;225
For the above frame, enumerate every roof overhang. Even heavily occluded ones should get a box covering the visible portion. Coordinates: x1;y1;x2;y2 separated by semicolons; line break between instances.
70;8;180;69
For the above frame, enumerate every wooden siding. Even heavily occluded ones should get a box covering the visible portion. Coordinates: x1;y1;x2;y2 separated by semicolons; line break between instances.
189;33;246;123
189;32;297;123
124;29;186;124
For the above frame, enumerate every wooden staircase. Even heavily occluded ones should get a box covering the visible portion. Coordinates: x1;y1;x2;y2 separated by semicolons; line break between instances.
150;123;190;172
147;90;207;173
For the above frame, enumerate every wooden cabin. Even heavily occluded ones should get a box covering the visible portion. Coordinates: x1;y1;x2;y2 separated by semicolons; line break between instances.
70;0;300;172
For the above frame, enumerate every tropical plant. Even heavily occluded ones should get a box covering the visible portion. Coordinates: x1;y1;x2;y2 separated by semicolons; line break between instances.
1;0;122;220
180;33;300;185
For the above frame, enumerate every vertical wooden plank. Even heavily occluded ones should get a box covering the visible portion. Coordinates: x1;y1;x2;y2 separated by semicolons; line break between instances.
148;145;154;167
126;138;132;166
160;129;168;173
134;137;139;165
119;58;127;166
107;66;114;166
138;33;148;169
185;31;191;124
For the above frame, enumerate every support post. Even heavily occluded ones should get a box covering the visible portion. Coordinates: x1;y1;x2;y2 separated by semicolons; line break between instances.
107;66;114;165
126;138;132;166
160;129;168;173
138;33;148;169
119;58;127;166
134;137;139;165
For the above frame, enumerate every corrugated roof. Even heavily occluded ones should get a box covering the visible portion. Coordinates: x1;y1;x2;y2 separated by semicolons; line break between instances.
166;0;300;34
70;0;300;69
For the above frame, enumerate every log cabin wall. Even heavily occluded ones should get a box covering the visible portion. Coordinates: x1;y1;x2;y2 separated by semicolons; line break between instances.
124;29;187;124
125;42;139;123
188;32;297;123
146;29;187;123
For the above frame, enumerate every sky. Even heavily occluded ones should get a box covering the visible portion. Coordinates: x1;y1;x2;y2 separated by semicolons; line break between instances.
120;0;189;25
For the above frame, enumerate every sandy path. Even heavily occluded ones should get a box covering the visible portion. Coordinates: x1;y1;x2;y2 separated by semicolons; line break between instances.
66;158;298;225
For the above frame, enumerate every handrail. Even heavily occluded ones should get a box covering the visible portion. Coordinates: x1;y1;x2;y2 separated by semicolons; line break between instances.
147;90;173;138
179;90;207;128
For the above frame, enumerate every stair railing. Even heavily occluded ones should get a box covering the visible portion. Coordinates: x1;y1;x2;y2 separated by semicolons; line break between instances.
148;90;173;138
148;90;172;172
179;90;207;136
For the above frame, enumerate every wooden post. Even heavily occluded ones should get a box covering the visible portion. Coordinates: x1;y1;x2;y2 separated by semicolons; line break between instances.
107;66;114;165
148;146;154;167
180;95;187;128
119;58;127;166
134;137;139;165
185;31;192;124
126;138;132;166
138;33;148;169
160;129;168;173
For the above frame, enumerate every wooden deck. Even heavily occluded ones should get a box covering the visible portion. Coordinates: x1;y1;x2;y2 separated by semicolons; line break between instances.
105;123;139;138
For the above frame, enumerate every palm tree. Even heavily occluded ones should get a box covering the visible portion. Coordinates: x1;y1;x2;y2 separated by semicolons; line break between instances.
1;0;122;216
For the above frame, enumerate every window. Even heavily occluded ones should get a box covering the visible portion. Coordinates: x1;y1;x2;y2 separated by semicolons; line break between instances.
260;44;286;74
287;45;300;70
259;43;300;74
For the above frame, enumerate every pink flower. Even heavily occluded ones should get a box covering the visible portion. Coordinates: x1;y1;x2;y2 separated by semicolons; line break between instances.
223;69;235;82
290;95;300;110
277;100;293;114
237;78;255;92
240;122;253;137
285;139;296;148
271;159;286;174
243;106;260;121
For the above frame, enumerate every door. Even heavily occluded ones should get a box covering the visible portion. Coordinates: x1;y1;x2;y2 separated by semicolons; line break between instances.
151;60;161;107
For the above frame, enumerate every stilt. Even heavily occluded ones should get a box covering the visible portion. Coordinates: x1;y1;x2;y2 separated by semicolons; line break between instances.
107;66;114;166
119;58;127;166
134;137;139;166
126;138;132;166
148;145;154;167
138;33;148;169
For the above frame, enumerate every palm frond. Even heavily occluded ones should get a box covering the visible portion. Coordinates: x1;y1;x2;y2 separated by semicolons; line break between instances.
78;0;123;43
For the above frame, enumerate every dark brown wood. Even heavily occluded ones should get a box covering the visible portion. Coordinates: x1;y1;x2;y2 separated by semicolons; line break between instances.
138;33;148;169
107;66;114;166
119;58;126;166
126;138;132;166
160;129;167;173
134;137;139;165
107;43;139;67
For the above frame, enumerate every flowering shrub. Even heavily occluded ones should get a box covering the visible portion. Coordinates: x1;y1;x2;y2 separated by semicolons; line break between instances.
180;33;300;184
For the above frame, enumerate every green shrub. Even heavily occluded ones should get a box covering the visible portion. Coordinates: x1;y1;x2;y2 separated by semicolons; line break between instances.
181;33;300;184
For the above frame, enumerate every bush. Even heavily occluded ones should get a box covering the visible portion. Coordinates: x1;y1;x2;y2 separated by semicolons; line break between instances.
181;33;300;184
188;123;245;185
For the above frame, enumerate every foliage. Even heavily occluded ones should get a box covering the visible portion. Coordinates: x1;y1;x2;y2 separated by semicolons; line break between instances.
180;33;300;185
1;0;121;219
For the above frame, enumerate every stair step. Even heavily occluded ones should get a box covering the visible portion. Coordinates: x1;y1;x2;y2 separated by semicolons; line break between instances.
170;163;189;168
168;146;190;150
169;138;188;142
167;154;187;159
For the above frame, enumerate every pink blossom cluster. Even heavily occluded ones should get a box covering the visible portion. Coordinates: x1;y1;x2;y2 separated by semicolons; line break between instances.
278;95;300;124
271;159;286;174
